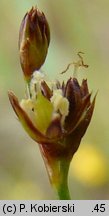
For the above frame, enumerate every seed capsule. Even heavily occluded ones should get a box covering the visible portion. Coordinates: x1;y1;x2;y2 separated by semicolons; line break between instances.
19;7;50;81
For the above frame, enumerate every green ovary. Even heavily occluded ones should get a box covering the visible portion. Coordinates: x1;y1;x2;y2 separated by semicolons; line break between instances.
20;92;53;134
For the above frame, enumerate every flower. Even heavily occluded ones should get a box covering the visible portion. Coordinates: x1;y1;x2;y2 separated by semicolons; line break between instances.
8;71;95;196
9;72;95;155
19;7;50;82
9;6;96;199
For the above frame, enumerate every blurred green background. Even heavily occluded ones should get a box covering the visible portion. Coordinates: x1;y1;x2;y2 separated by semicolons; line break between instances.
0;0;109;199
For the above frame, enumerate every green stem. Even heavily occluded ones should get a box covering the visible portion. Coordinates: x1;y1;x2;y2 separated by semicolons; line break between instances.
26;79;31;98
55;159;71;200
39;145;71;200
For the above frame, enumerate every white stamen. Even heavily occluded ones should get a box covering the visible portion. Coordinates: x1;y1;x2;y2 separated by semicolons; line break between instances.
30;71;45;97
50;89;69;124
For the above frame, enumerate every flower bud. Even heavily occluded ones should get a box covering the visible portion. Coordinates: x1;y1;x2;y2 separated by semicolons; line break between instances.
19;7;50;81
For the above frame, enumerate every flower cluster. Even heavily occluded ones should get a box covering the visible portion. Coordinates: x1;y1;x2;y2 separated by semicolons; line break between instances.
9;72;95;159
8;6;96;199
